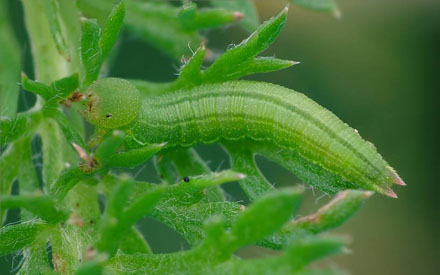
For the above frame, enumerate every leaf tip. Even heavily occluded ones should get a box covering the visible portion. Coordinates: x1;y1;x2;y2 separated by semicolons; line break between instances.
159;142;168;148
387;166;406;186
73;143;95;167
73;143;88;159
20;71;27;79
384;188;398;199
233;11;244;21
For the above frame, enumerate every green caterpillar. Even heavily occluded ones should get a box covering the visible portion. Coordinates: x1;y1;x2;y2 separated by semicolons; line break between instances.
84;77;404;196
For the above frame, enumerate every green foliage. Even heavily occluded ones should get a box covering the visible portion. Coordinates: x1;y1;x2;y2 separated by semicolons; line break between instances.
0;1;403;274
0;222;48;256
80;1;125;88
131;7;296;94
290;0;340;17
0;194;68;223
77;0;246;60
212;0;260;32
42;0;69;59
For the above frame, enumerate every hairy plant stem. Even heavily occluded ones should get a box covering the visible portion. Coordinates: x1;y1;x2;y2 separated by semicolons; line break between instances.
21;1;100;272
22;0;70;84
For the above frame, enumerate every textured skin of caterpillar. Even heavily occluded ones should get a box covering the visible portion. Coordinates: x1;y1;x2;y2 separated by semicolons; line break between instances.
85;78;404;196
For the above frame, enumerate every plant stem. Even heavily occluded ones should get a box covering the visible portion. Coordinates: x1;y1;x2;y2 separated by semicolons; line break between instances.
22;0;70;84
0;0;21;117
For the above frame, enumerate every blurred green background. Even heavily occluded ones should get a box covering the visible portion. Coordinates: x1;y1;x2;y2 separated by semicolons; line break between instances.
1;0;439;274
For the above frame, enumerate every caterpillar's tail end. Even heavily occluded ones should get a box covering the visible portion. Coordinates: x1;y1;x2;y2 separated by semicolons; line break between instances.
384;187;398;199
387;166;406;186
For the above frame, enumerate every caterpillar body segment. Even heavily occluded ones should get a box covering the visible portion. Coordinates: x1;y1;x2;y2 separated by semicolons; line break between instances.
85;78;402;196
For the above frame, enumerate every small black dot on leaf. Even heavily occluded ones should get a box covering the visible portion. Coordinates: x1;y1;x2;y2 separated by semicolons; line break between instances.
183;176;190;182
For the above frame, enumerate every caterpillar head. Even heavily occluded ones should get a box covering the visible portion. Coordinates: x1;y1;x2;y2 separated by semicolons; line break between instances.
84;78;141;129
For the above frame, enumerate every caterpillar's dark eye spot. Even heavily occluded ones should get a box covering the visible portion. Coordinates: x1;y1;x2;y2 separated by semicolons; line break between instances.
183;176;190;182
106;113;112;118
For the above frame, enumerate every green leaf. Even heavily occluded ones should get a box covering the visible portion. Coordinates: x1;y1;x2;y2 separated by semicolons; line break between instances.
21;73;79;105
43;73;80;114
0;222;47;256
202;7;289;82
179;3;243;30
0;194;69;223
224;56;297;80
77;0;244;60
247;141;356;195
67;104;86;140
42;0;69;59
53;110;87;149
289;190;372;234
163;170;244;206
94;130;125;165
77;0;201;60
95;178;134;256
229;187;303;249
283;236;346;270
152;201;242;245
260;190;371;249
0;137;39;221
0;114;34;146
17;244;52;275
80;18;102;87
121;186;165;226
107;142;164;168
21;72;52;99
105;234;345;275
162;147;224;202
96;180;164;257
177;45;206;86
106;178;134;218
49;73;79;99
130;7;294;94
49;167;88;201
210;236;346;274
212;0;260;32
99;1;125;61
119;227;152;254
